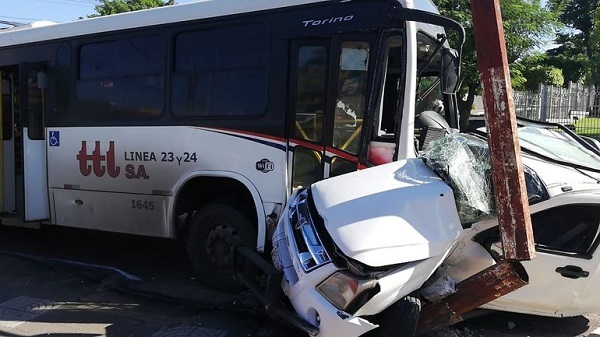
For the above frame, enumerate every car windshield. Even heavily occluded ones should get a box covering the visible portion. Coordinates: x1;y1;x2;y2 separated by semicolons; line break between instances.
517;126;600;169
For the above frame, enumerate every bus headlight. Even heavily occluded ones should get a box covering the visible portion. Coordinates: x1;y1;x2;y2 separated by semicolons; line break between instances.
317;272;377;312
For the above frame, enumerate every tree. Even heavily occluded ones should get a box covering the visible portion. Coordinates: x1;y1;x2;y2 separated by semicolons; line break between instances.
89;0;175;17
433;0;559;130
512;53;564;91
546;0;600;84
545;39;589;84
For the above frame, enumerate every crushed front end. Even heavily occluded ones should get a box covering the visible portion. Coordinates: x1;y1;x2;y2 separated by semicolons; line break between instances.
268;159;463;337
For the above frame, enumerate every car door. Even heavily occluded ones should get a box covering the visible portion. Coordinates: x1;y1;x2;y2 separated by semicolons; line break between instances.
482;197;600;316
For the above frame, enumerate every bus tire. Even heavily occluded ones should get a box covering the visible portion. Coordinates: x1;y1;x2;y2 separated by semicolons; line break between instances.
365;294;421;337
186;202;256;293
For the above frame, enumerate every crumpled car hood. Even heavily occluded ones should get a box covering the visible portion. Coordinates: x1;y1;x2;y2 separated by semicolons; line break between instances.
310;158;463;267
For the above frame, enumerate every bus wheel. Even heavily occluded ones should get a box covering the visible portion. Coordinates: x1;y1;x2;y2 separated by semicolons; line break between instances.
186;203;256;293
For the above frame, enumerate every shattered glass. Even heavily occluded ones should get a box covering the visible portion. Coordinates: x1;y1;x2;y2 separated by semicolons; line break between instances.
421;133;550;224
421;133;495;224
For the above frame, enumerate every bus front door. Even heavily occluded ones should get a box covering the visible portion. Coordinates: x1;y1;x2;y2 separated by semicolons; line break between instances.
0;63;49;222
289;39;371;191
20;62;50;221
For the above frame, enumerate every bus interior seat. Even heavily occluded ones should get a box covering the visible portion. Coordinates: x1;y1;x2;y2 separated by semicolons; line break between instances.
415;110;451;151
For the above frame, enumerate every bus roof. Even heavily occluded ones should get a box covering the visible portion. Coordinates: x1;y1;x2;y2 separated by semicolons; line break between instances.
0;0;443;49
0;0;333;48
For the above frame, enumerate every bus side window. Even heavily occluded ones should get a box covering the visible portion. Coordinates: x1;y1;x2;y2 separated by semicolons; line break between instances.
76;35;165;121
375;36;403;140
171;24;268;117
380;74;400;136
53;44;72;125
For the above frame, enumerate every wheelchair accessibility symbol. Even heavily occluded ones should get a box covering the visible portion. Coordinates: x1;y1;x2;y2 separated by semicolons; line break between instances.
49;131;60;147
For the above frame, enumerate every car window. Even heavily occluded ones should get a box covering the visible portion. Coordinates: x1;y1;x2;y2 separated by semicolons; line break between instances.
531;205;600;256
484;205;600;259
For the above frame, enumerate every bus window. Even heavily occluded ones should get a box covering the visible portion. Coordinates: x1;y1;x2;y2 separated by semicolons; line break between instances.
53;44;72;125
376;35;403;140
414;31;452;151
1;75;12;141
294;46;327;142
291;44;328;189
333;42;369;154
25;66;47;140
416;76;444;115
76;34;165;121
171;24;268;117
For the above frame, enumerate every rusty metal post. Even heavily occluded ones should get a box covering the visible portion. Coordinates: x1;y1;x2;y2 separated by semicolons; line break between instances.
417;260;529;335
415;1;538;332
470;0;535;260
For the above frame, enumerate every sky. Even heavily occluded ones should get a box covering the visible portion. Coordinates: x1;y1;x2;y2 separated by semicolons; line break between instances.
1;0;551;26
0;0;199;25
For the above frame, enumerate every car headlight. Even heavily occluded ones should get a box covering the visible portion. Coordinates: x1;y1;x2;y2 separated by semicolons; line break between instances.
317;272;377;312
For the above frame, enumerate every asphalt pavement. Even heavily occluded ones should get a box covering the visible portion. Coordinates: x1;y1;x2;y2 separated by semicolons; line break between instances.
1;225;600;337
0;248;292;337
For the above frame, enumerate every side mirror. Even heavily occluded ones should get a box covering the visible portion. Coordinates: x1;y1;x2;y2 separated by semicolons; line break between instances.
441;48;459;94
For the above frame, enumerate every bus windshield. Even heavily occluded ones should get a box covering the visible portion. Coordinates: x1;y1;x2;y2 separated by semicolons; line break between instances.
415;30;449;117
372;29;458;145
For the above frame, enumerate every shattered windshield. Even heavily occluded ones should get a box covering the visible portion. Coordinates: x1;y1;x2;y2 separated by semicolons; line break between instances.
518;126;600;169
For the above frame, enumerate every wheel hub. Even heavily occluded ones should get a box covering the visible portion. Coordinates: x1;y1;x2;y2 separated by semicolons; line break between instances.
205;223;241;271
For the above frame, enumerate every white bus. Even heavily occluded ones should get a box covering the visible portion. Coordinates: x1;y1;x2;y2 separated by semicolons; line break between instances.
0;0;463;292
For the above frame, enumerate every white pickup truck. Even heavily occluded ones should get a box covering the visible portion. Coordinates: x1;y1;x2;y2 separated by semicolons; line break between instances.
230;0;600;334
236;117;600;337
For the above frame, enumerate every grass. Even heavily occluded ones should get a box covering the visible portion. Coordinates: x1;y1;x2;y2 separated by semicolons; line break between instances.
574;117;600;137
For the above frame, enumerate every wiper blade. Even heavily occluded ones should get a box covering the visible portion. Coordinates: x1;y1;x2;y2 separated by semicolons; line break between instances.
520;147;600;175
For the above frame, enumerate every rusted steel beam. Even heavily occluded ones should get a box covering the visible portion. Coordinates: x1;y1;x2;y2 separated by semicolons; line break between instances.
470;0;535;260
417;260;529;334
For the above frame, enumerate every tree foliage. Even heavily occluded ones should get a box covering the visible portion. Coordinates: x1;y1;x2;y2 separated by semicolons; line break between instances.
433;0;558;129
546;0;600;84
512;53;564;91
89;0;175;17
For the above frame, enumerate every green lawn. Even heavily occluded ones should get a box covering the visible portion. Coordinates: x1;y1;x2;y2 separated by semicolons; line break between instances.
574;117;600;137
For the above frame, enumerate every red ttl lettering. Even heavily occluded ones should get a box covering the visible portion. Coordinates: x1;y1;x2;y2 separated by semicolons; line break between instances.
77;141;121;178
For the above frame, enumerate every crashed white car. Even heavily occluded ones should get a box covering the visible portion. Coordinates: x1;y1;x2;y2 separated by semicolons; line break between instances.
265;119;600;337
439;123;600;318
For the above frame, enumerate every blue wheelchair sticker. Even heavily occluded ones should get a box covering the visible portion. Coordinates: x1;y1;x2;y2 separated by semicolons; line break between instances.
49;131;60;147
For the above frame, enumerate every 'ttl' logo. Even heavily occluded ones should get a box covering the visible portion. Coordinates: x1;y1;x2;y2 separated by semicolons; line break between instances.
77;141;121;178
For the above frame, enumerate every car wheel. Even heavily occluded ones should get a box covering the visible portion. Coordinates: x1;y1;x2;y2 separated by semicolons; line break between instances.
366;294;422;337
186;203;256;293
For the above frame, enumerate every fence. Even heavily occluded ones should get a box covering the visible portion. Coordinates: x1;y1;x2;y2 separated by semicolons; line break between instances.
512;82;600;136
